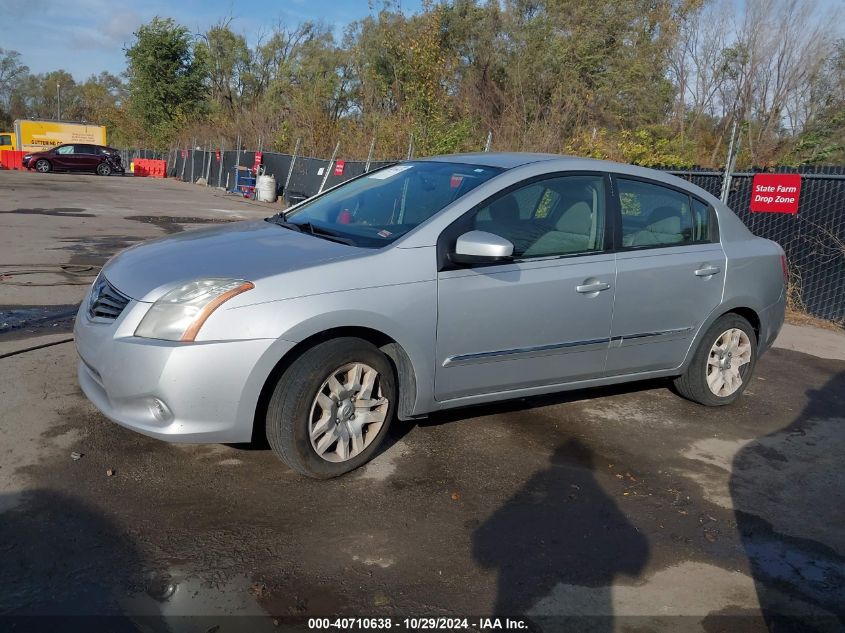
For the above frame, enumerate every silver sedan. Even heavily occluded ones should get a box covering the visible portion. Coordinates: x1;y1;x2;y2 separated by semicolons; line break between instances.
74;153;786;477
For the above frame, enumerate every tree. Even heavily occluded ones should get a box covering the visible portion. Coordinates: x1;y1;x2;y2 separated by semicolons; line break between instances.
0;49;29;127
790;39;845;164
125;17;208;147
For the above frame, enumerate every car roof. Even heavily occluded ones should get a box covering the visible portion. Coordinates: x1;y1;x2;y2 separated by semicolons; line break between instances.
420;152;719;205
421;152;561;169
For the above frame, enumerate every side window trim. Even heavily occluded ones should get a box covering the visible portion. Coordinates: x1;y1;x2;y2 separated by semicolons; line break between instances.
608;173;718;252
436;170;614;271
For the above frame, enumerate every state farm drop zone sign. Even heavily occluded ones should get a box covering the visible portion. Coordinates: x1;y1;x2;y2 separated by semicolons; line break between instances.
750;173;802;214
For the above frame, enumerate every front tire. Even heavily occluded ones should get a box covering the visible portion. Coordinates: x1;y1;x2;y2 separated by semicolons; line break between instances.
266;337;396;478
34;159;51;173
674;313;757;406
96;162;112;176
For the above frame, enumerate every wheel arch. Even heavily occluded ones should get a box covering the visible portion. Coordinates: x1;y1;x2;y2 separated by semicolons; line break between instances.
679;301;763;373
251;326;419;444
725;307;761;341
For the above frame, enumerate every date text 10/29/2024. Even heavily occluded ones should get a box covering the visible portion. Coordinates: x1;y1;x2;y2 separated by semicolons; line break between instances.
308;618;529;630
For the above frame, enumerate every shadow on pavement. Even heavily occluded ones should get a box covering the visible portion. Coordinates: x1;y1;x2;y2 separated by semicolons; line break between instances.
0;489;147;631
731;370;845;632
472;439;649;629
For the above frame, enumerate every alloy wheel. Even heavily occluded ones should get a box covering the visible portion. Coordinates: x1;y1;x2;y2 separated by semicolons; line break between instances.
308;362;389;463
706;328;752;397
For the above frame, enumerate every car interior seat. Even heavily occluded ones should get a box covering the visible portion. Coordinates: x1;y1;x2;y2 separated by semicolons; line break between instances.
623;206;685;247
523;199;596;257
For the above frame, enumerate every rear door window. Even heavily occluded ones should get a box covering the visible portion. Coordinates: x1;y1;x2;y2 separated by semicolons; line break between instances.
616;179;709;248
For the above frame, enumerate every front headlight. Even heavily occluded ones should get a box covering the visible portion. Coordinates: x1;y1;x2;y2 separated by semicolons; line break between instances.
135;278;254;342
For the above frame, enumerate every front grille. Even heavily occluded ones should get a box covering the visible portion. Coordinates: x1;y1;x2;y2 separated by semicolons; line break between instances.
88;275;130;320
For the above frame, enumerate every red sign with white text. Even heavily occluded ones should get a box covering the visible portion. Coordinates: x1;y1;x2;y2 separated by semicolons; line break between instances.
750;174;801;214
334;160;345;176
215;149;221;161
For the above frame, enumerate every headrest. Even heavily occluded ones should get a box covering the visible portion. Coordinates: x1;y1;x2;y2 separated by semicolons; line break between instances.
647;215;681;235
647;206;679;224
556;201;593;234
489;194;519;223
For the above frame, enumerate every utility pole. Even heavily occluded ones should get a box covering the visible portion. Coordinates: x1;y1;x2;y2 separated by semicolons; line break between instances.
56;83;61;121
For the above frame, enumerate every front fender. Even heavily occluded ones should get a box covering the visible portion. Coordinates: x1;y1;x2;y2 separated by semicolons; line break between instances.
209;281;439;418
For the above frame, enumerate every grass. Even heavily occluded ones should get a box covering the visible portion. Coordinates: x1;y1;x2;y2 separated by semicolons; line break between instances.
785;306;844;332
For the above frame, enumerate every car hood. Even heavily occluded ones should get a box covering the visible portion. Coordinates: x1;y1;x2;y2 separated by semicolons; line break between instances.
102;220;355;301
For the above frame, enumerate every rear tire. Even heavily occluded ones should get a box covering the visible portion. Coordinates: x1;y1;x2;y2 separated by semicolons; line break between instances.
266;337;395;478
35;159;51;173
96;162;112;176
674;313;757;406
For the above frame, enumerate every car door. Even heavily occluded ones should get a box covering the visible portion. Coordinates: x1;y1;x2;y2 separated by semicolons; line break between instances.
435;173;616;401
72;144;100;171
606;176;725;375
52;145;76;169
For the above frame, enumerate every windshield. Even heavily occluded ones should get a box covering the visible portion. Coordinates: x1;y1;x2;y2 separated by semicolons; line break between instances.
278;161;502;247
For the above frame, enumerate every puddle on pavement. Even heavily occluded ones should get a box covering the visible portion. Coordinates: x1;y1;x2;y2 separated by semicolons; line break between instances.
1;207;95;217
126;215;236;234
1;262;98;287
0;304;79;337
121;567;277;630
54;235;140;266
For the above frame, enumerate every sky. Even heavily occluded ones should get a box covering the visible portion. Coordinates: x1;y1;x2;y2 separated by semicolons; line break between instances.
1;0;843;81
0;0;424;80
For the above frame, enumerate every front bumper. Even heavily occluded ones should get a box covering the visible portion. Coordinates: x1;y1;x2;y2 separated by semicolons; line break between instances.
74;297;293;444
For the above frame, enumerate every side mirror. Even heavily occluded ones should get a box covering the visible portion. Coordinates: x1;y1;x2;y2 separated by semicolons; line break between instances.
451;230;514;265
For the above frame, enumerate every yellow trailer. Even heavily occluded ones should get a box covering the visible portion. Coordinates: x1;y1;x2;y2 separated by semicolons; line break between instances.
4;120;107;152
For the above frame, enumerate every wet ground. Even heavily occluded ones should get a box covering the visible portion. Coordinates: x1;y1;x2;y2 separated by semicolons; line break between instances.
0;170;844;632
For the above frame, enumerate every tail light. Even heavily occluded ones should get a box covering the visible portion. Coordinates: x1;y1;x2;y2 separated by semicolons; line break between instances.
781;254;789;286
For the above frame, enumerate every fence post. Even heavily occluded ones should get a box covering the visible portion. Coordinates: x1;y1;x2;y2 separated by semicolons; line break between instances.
284;138;300;194
318;141;340;194
406;134;414;160
484;130;492;152
190;138;196;183
235;134;241;172
205;142;213;184
216;139;224;188
364;137;376;172
180;146;187;181
720;119;740;204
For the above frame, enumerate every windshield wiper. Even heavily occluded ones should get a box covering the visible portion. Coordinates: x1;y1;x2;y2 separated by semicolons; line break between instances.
265;215;303;232
265;216;355;246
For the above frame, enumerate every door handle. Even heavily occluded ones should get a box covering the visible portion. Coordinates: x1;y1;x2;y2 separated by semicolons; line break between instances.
694;266;721;277
576;281;611;294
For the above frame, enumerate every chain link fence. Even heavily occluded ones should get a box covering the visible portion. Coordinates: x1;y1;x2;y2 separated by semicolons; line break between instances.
667;166;844;323
168;148;393;204
163;148;844;324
